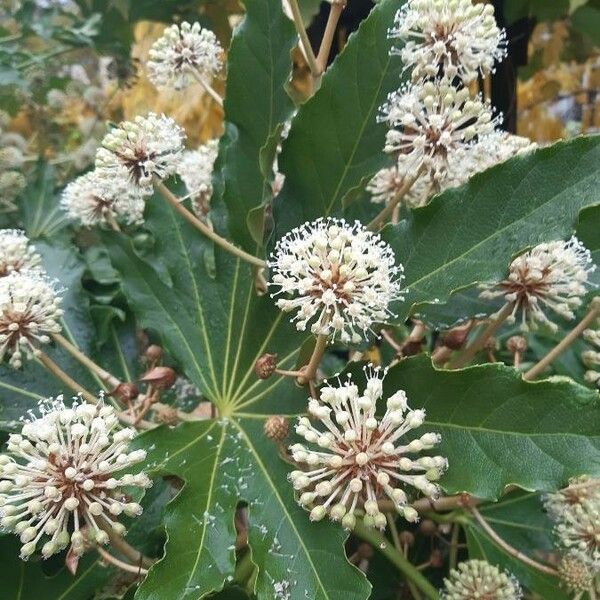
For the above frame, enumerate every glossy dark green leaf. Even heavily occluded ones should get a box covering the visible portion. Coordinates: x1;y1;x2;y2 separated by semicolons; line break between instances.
465;491;568;599
218;0;296;250
383;355;600;499
273;0;405;237
383;137;600;321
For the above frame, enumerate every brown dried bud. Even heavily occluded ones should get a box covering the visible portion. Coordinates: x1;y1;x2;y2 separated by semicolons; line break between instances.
442;321;472;350
263;415;289;442
144;344;163;363
484;336;497;351
558;554;593;593
419;519;437;536
140;366;176;389
402;339;423;357
429;549;443;569
506;335;527;354
255;353;278;379
154;404;179;425
398;531;415;547
356;542;374;560
111;382;139;403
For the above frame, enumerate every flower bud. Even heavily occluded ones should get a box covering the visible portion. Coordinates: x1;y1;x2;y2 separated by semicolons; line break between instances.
255;353;278;379
140;366;176;389
263;416;289;442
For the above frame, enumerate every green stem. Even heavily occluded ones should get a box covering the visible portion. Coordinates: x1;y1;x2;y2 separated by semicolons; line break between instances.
353;521;439;599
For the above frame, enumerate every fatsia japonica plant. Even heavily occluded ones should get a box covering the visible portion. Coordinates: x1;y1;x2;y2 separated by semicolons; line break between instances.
1;0;600;598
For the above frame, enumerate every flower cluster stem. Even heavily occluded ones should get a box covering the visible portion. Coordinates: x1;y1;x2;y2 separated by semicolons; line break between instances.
352;520;439;599
523;298;600;381
96;546;149;576
448;302;514;369
287;0;320;77
100;521;156;570
297;334;328;385
190;67;223;106
316;2;346;73
154;180;266;268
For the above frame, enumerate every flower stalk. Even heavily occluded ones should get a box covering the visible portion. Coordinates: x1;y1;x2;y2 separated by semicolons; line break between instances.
287;0;320;77
190;67;223;106
316;2;346;73
296;333;328;385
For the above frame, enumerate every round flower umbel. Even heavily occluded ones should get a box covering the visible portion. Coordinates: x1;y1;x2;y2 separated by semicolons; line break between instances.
269;218;404;344
582;323;600;385
390;0;506;84
61;169;146;228
0;272;63;368
176;140;219;219
0;229;41;277
379;80;497;185
95;113;185;191
288;367;446;529
147;22;223;90
0;397;150;560
441;560;522;600
479;238;595;332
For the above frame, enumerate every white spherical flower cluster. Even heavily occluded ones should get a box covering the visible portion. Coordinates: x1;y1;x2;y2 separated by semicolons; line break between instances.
176;139;219;219
582;318;600;385
0;272;63;368
0;229;41;277
147;22;223;90
545;477;600;569
390;0;506;84
0;396;150;560
289;367;446;529
379;80;497;185
269;218;404;343
441;560;522;600
96;113;185;191
61;169;146;227
479;238;595;332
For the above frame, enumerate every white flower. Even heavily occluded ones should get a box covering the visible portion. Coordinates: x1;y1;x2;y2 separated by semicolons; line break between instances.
95;113;186;190
61;169;146;227
390;0;506;84
0;396;151;560
545;477;600;569
147;22;223;90
582;319;600;384
0;272;63;369
269;218;404;343
0;230;41;277
379;80;497;185
176;140;219;219
479;238;596;332
289;367;446;529
441;560;522;600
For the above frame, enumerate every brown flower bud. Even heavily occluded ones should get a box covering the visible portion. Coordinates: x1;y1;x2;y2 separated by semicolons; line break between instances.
402;339;423;357
140;366;176;389
506;335;527;354
442;321;472;350
263;416;289;442
419;519;437;536
484;336;497;351
398;531;415;547
154;404;179;425
255;353;278;379
144;344;163;363
111;382;139;403
429;549;443;568
356;542;374;560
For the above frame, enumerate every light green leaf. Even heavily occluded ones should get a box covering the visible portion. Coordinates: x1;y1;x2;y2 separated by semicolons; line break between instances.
273;0;405;237
382;355;600;499
383;136;600;321
217;0;296;250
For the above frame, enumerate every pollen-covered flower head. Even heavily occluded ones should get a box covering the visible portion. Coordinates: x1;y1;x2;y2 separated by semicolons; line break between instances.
0;230;41;277
95;113;185;190
0;396;151;560
479;238;596;332
379;80;497;184
0;272;63;369
269;218;404;343
441;560;522;599
61;169;146;227
289;366;446;529
390;0;506;84
147;22;223;90
176;139;219;219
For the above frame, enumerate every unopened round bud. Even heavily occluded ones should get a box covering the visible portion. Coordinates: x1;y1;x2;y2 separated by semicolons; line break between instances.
263;415;289;442
442;322;472;350
506;335;527;354
398;531;415;547
140;366;176;389
145;344;163;363
419;519;437;536
484;336;497;351
111;382;139;403
255;353;278;379
429;549;443;568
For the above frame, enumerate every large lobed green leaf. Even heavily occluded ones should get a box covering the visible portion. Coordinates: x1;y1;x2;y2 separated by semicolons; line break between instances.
382;355;600;499
272;0;405;238
218;0;297;250
384;136;600;321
